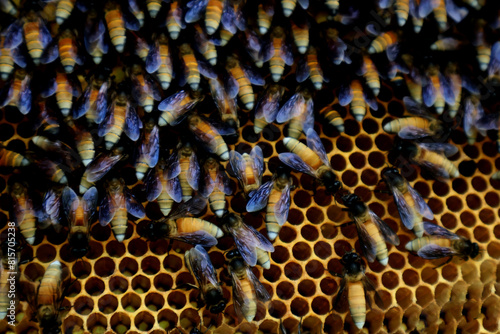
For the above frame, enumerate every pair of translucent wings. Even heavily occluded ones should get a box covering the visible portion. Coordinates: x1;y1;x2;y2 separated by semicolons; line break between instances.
228;147;264;194
99;185;145;226
246;178;292;226
230;265;270;321
417;222;463;259
254;85;284;123
98;99;143;142
61;187;98;228
0;74;31;114
226;221;274;267
185;245;220;296
200;162;232;198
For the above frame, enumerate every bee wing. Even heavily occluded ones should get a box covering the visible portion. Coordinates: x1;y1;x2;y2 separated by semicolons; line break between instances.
306;128;331;168
38;19;53;48
18;76;31;115
281;43;294;66
276;93;301;123
296;57;310;83
216;169;232;195
146;42;161;74
11;46;27;68
4;22;23;49
422;78;437;107
398;126;434;139
167;195;207;219
144;168;162;201
174;230;218;247
275;183;291;226
278;152;316;177
221;2;237;34
246;181;274;212
243;65;265;86
228;224;274;266
186;245;219;287
390;186;415;230
200;171;216;198
62;186;79;222
187;153;200;191
418;0;439;18
247;267;271;301
166;177;183;203
97;104;115;137
332;277;347;310
123;9;141;31
73;85;91;119
142;126;160;168
338;84;353;106
386;44;399;62
439;73;456;105
369;210;400;246
86;153;122;182
362;275;383;307
99;194;116;226
40;42;59;64
354;217;377;263
363;90;378;111
259;39;274;63
158;90;187;111
230;269;248;321
229;150;246;185
407;185;434;220
298;0;309;9
82;187;98;223
418;160;451;180
445;0;468;23
124;104;143;141
417;244;457;259
124;187;146;219
417;142;458;157
475;113;498;131
165;152;181;179
43;189;62;221
95;82;109;124
251;146;264;179
423;221;460;239
0;80;14;107
198;58;217;79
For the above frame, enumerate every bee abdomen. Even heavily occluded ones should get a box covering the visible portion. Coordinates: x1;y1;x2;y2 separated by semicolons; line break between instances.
266;189;283;240
283;137;322;170
348;281;366;329
383;117;430;133
158;191;174;216
111;208;128;242
209;189;226;218
176;218;223;238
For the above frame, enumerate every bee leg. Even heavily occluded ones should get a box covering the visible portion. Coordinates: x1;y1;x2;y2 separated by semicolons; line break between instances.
173;283;198;291
339;221;354;227
433;256;453;269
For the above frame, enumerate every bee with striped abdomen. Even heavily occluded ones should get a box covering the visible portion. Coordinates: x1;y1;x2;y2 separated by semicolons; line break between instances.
103;0;140;53
174;141;200;202
227;249;271;322
422;65;455;115
200;157;232;217
358;55;380;96
281;0;308;17
0;35;26;80
279;128;342;195
406;222;480;266
129;63;161;113
99;177;146;242
253;84;284;134
0;146;30;168
185;245;227;313
146;0;164;18
140;197;223;246
134;120;160;181
332;252;382;329
276;87;314;139
338;79;378;122
209;77;239;129
246;165;293;241
0;0;18;17
341;193;400;266
62;186;98;259
158;89;202;126
73;70;110;125
296;47;328;90
463;96;485;145
41;71;81;117
228;146;264;197
98;84;143;150
64;117;95;166
145;33;173;90
41;28;84;73
291;17;309;54
37;158;68;184
320;106;344;133
187;114;231;161
367;29;398;61
39;186;63;233
221;213;274;267
83;8;109;64
79;148;125;194
166;0;185;40
257;1;274;35
262;26;294;82
178;43;217;91
225;55;265;110
194;24;217;66
0;68;31;115
381;167;433;238
43;0;76;25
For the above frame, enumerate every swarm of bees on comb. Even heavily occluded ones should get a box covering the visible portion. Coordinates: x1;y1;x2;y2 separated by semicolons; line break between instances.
0;0;500;333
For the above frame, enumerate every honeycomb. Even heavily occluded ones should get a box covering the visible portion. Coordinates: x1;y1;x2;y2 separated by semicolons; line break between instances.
0;1;499;334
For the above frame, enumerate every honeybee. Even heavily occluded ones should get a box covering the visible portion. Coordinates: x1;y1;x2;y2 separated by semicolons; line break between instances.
227;249;271;322
62;187;98;259
367;30;398;60
338;80;378;122
178;43;217;91
0;35;27;80
276;88;314;139
394;0;409;26
473;20;490;71
129;63;161;113
383;97;445;140
443;63;479;118
135;120;160;181
128;0;144;26
332;252;382;329
279;128;342;194
99;177;146;242
228;146;264;197
140;197;223;247
185;245;227;313
246;165;293;241
263;26;294;82
381;167;433;238
31;136;79;171
194;24;217;65
200;157;232;217
210;26;234;47
143;155;182;216
41;71;81;117
166;0;185;40
185;0;222;35
0;146;29;167
221;213;275;267
358;55;380;96
296;47;328;90
43;0;76;25
39;186;63;233
389;140;459;179
253;84;284;134
145;33;174;90
463;96;486;145
103;1;140;53
209;77;239;129
83;8;109;64
243;30;265;68
79;148;125;194
319;106;344;133
187;114;231;161
291;18;309;54
257;2;274;35
341;193;400;266
134;35;149;62
281;0;308;17
0;68;31;115
98;86;143;150
174;141;200;202
4;10;52;65
430;37;462;51
225;55;265;110
325;28;351;66
41;29;84;74
35;261;70;334
146;0;163;18
422;65;455;114
10;182;38;245
157;90;202;126
73;71;109;125
37;159;68;184
406;222;480;265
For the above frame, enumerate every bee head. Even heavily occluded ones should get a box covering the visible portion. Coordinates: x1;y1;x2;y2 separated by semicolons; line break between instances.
209;299;227;314
341;252;363;274
221;212;239;228
341;193;360;207
323;171;342;194
226;249;240;260
469;242;480;259
69;233;89;259
381;167;400;178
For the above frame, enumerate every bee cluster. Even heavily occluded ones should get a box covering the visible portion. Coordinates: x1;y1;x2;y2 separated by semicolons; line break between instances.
0;0;499;333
